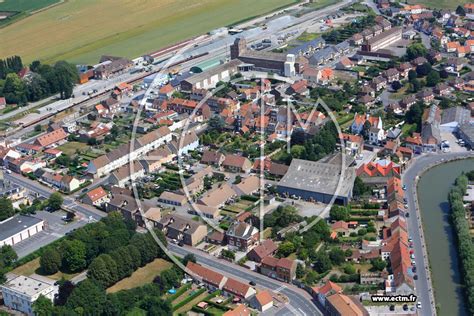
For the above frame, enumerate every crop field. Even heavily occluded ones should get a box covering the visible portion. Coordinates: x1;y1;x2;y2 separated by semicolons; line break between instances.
407;0;470;9
0;0;60;12
0;0;297;64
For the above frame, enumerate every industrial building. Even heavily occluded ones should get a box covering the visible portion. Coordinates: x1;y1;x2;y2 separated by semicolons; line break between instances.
277;158;356;205
230;38;304;75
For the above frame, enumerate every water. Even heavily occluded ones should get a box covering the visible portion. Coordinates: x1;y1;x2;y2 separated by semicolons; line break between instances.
417;158;474;316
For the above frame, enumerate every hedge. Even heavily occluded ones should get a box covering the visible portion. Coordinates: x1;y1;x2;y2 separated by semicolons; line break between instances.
172;288;206;311
167;283;192;303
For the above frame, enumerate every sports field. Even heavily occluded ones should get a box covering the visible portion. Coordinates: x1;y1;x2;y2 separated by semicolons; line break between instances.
407;0;469;9
0;0;297;64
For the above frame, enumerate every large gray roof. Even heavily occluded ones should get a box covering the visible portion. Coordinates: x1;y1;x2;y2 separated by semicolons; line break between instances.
277;158;356;198
0;215;43;242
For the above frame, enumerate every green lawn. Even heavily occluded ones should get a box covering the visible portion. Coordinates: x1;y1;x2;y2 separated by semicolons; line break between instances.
11;258;80;281
0;0;297;64
57;141;89;156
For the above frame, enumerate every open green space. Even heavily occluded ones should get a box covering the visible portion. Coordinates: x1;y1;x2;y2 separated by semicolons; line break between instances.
0;0;297;64
11;257;80;281
106;258;173;293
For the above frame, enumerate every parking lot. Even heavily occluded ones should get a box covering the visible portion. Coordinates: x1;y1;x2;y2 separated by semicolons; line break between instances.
13;210;89;258
441;132;469;153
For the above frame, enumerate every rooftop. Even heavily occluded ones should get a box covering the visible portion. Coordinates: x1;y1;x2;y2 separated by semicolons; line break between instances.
278;159;356;198
0;215;43;241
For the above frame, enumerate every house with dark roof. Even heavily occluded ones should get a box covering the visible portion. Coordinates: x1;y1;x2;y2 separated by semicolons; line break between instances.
156;214;207;246
226;221;259;251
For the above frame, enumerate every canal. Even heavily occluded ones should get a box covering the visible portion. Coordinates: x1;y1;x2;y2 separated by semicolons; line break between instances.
417;158;474;316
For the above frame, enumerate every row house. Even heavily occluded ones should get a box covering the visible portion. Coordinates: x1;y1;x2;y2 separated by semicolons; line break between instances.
87;126;172;177
186;262;256;300
156;214;207;246
260;256;297;283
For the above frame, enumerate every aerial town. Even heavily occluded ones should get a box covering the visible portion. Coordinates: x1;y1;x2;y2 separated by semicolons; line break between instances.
0;0;473;316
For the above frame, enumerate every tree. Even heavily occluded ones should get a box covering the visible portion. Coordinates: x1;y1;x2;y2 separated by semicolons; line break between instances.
329;205;350;221
405;42;427;60
277;242;295;258
361;120;372;140
26;74;50;102
426;70;440;87
313;251;332;273
416;62;432;77
405;101;424;130
0;197;14;221
391;80;402;91
2;73;27;105
357;228;368;236
408;69;417;82
32;295;55;316
54;280;75;306
370;257;387;271
296;263;305;279
353;176;370;197
456;5;466;16
66;279;107;315
208;116;225;131
410;79;421;93
40;248;62;275
55;154;71;167
290;144;306;159
221;249;236;261
61;239;87;272
182;254;196;266
48;192;64;210
0;245;17;268
343;264;356;274
329;248;346;265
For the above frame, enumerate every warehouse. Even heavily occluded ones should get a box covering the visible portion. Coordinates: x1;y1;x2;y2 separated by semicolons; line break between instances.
180;59;243;92
0;215;44;247
277;159;356;205
230;38;305;75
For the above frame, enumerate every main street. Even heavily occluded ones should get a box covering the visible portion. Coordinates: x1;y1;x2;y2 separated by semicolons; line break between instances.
169;244;320;316
402;151;474;316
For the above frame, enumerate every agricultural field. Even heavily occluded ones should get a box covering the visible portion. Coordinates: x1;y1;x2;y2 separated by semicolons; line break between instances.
0;0;297;64
0;0;60;27
407;0;470;9
0;0;60;12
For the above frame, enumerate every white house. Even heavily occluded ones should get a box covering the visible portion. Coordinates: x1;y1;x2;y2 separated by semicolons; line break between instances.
0;275;58;316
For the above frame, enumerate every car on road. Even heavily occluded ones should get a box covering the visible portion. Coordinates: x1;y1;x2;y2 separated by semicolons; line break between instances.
412;266;417;273
403;304;408;311
414;274;418;280
249;281;256;286
417;302;422;309
389;305;395;311
178;241;184;247
402;184;407;190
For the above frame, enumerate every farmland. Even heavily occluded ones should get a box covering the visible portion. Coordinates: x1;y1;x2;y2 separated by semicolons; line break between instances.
0;0;60;27
0;0;297;64
0;0;60;12
407;0;470;9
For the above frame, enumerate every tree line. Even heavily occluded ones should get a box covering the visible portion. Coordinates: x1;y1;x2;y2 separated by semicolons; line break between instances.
448;173;474;315
0;55;78;106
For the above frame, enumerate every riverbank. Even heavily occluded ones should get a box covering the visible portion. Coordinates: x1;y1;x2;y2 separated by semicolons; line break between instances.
414;157;474;316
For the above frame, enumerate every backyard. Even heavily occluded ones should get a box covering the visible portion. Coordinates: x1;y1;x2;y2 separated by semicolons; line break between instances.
0;0;297;64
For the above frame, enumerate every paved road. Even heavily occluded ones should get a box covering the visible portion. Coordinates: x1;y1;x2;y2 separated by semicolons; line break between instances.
169;244;320;316
402;151;474;316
